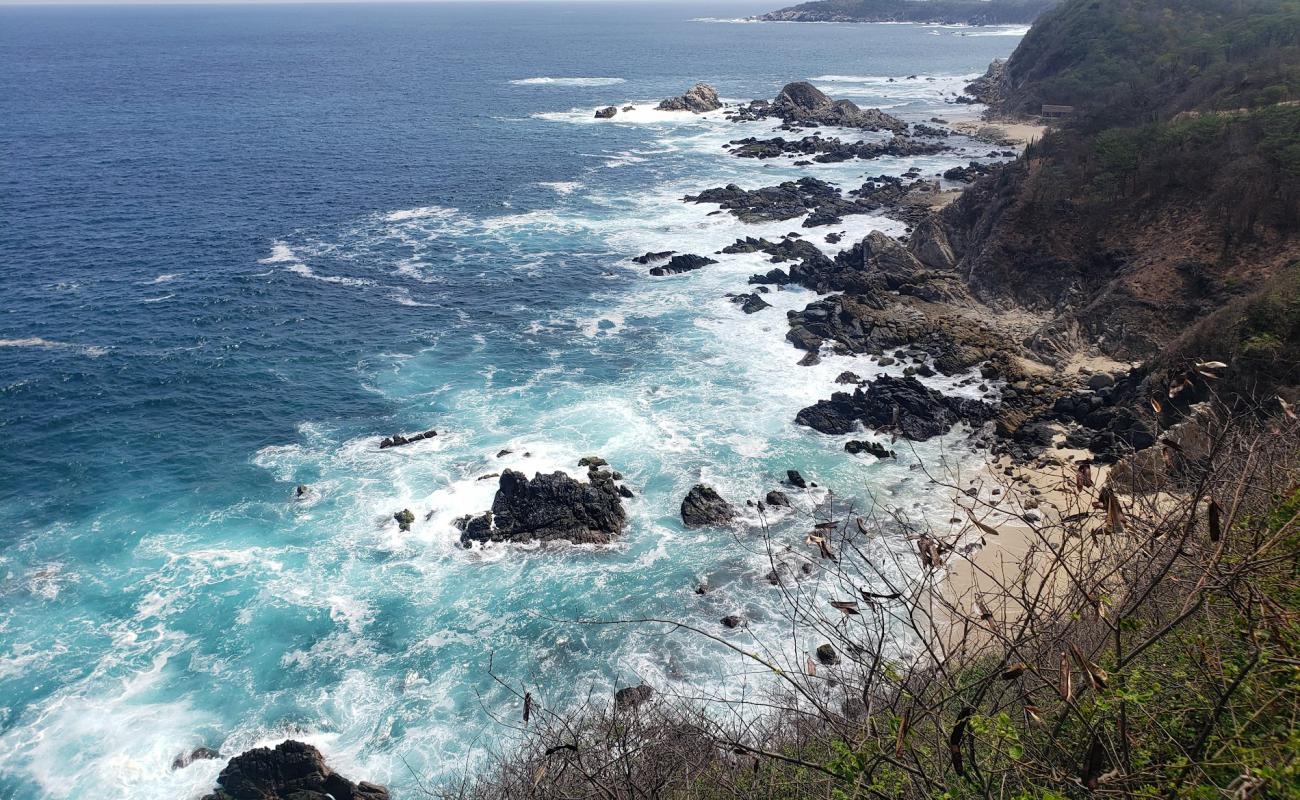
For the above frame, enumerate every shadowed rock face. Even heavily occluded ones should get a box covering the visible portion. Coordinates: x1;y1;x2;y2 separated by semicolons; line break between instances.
460;469;627;545
200;740;389;800
680;484;737;527
796;375;992;440
768;81;907;132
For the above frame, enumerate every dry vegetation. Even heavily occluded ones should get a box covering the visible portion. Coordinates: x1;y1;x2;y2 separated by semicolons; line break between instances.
432;400;1300;800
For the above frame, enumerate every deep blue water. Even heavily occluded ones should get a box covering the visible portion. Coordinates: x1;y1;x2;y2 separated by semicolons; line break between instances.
0;4;1023;797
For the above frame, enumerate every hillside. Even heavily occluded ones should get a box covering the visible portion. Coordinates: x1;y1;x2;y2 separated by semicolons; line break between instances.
937;0;1300;399
758;0;1060;24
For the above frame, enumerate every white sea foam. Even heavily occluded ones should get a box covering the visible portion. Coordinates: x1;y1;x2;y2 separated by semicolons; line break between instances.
510;76;626;86
539;180;582;195
258;241;299;264
141;294;174;303
146;273;178;284
383;205;459;223
0;337;108;357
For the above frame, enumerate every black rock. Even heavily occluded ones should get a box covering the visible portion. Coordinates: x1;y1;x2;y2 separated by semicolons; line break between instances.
815;643;840;666
614;684;655;709
595;106;618;119
649;253;718;276
721;614;744;629
199;740;389;800
578;456;608;468
632;250;676;264
173;746;221;771
461;469;626;545
796;375;992;440
379;429;437;449
844;440;895;459
835;371;863;385
786;470;807;489
681;484;737;527
394;509;415;532
764;489;791;507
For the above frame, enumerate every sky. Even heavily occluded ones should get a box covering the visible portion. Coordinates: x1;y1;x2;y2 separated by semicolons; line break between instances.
1;0;763;5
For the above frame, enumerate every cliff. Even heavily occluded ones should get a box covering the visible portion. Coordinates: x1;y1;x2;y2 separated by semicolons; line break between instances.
932;0;1300;399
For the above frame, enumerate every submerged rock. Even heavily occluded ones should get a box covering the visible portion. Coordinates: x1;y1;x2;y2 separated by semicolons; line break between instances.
681;484;737;527
200;740;389;800
462;469;627;545
656;82;722;113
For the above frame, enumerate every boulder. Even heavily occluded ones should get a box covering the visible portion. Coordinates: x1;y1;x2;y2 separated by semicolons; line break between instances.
595;106;618;119
200;740;388;800
721;614;744;629
764;489;791;507
393;509;415;532
785;470;808;489
908;217;957;270
796;375;992;440
815;643;840;666
656;83;722;113
844;440;895;459
461;469;626;545
681;484;736;527
614;684;654;710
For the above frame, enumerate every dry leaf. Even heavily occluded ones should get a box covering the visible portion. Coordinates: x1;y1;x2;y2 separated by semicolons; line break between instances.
1208;497;1223;543
895;707;911;757
1279;396;1297;420
830;600;861;615
949;707;972;778
1076;462;1094;491
1070;643;1109;690
806;533;834;560
967;511;1000;537
1001;663;1027;680
806;656;817;676
1059;651;1073;701
1150;396;1162;414
523;691;533;724
1196;360;1228;370
533;764;547;789
1024;705;1044;725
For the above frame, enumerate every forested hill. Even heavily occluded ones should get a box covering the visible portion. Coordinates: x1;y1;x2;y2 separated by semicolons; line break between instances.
940;0;1300;400
995;0;1300;124
756;0;1060;24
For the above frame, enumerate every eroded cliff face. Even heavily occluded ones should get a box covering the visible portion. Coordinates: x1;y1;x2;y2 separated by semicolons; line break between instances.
921;0;1300;394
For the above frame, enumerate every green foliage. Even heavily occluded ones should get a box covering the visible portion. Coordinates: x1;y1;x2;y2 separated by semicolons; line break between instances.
766;0;1059;24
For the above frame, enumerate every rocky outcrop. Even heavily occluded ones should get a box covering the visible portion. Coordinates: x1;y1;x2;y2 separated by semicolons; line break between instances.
648;254;718;276
200;740;388;800
595;106;618;119
393;509;415;532
795;375;992;440
964;58;1008;106
656;83;722;113
681;484;737;527
845;440;895;459
727;134;946;163
632;250;675;264
379;429;436;449
729;292;772;314
767;82;907;132
460;469;627;545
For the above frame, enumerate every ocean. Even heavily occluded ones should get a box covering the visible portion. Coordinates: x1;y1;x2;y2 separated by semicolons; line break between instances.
0;3;1024;797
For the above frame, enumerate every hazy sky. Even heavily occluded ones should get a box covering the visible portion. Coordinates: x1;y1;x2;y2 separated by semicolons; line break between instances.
1;0;762;5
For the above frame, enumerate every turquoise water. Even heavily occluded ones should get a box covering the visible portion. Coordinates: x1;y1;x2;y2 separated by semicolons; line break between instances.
0;4;1023;797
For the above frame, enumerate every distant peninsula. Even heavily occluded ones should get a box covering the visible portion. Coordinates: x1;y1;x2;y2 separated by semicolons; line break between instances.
756;0;1060;24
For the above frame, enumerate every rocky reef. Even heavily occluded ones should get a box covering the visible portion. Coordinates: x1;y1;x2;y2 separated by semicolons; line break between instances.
458;466;629;545
200;740;389;800
656;83;722;113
